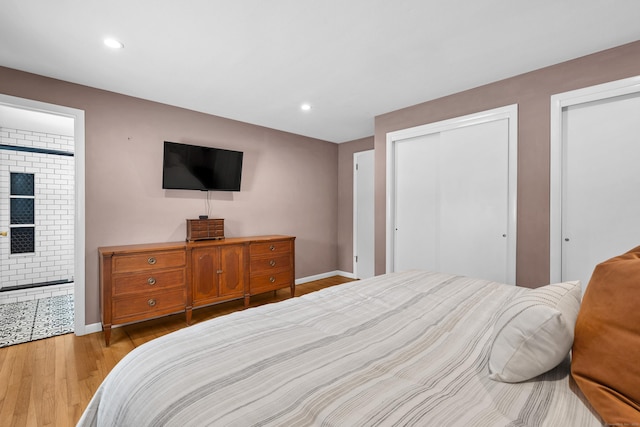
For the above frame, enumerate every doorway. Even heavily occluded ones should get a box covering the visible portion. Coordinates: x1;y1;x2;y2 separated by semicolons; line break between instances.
386;105;518;284
0;94;86;335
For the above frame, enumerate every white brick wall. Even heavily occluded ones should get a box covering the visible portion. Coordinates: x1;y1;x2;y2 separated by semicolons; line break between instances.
0;126;75;296
0;282;74;304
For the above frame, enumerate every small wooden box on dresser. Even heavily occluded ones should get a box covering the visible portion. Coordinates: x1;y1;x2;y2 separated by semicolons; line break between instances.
186;218;225;241
99;235;295;345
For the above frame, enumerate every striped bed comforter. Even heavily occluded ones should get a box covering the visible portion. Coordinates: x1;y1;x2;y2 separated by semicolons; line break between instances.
78;270;600;427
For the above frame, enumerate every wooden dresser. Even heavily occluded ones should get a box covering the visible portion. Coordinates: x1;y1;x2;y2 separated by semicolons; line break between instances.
99;235;295;345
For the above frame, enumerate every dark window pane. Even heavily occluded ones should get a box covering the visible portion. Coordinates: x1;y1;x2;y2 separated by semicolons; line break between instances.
11;227;35;254
10;198;35;224
10;173;35;196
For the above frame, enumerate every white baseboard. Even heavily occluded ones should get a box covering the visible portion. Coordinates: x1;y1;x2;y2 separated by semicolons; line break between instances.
75;322;102;336
296;270;356;285
79;271;357;334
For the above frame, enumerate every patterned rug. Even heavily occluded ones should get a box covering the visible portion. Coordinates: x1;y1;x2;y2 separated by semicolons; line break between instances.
0;294;74;348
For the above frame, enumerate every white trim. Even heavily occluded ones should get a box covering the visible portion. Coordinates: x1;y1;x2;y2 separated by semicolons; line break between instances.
353;149;375;279
0;94;87;336
353;154;358;277
385;104;518;283
295;270;356;285
86;272;356;337
84;322;103;335
549;75;640;283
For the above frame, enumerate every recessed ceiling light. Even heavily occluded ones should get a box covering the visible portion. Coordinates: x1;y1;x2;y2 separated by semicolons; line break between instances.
301;103;312;111
104;38;124;49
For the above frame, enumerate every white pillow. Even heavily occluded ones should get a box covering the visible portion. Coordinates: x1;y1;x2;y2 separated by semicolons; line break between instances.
488;281;581;383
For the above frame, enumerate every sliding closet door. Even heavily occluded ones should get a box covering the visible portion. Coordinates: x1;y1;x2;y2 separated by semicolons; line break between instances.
561;92;640;289
394;133;440;272
391;108;515;284
438;120;509;281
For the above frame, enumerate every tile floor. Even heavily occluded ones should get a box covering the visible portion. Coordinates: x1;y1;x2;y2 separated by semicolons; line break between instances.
0;294;74;348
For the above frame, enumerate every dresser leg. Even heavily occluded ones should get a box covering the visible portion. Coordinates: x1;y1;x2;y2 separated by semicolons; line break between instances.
290;282;295;298
104;325;112;346
244;295;250;307
185;307;192;325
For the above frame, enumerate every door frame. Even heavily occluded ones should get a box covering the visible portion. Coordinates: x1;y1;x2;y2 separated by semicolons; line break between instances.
549;75;640;283
385;104;518;282
353;149;375;279
0;94;86;335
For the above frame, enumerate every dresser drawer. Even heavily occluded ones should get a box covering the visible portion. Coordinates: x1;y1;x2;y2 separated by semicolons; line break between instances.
113;268;186;296
189;229;224;240
112;288;185;323
250;254;291;275
250;240;292;257
250;271;292;293
112;250;186;273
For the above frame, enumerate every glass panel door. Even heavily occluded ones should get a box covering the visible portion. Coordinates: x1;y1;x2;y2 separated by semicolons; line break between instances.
9;172;35;254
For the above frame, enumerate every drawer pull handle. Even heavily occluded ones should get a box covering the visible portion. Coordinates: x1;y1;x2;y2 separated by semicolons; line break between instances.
269;260;276;267
269;276;276;283
147;277;156;285
269;245;276;251
147;257;157;265
148;298;157;307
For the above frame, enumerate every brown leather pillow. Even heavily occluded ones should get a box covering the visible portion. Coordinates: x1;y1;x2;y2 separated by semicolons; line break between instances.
571;246;640;424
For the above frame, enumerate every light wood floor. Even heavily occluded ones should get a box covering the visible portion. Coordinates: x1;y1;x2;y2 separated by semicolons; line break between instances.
0;276;354;427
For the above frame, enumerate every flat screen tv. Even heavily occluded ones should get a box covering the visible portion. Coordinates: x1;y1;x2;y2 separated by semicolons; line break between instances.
162;141;243;191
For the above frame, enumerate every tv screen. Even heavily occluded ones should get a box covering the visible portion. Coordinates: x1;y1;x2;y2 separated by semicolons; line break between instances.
162;141;243;191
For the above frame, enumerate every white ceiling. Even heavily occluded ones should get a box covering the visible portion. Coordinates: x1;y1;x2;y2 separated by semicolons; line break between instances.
1;1;639;143
0;104;74;136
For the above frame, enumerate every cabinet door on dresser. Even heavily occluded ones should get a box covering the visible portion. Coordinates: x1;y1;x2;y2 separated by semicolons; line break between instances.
191;244;246;306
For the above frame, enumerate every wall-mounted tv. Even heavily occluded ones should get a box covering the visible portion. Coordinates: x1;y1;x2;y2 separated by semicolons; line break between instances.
162;141;243;191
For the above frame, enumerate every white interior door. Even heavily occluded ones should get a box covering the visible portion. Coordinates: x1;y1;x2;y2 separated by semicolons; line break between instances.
388;105;517;284
354;150;375;279
558;90;640;289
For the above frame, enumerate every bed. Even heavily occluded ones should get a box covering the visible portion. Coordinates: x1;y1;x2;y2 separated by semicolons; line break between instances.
78;270;601;426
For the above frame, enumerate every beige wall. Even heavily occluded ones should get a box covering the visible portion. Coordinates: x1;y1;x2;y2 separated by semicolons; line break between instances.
337;137;375;273
0;67;339;324
3;40;639;324
374;40;640;287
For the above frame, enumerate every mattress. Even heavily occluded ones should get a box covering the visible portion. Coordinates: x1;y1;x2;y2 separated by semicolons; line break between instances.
77;270;600;426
